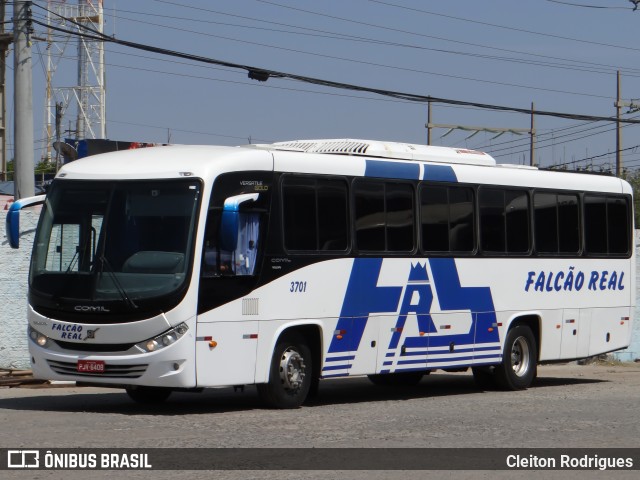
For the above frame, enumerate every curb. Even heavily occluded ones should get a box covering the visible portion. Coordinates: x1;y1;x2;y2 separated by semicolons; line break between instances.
0;369;51;388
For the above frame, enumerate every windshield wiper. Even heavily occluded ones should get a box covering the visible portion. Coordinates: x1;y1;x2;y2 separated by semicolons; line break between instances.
95;255;138;310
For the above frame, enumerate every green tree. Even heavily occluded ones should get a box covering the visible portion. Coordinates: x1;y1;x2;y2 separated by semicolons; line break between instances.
34;160;56;176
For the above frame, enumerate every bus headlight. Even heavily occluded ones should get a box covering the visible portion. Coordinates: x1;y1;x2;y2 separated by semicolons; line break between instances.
136;323;189;353
28;326;49;347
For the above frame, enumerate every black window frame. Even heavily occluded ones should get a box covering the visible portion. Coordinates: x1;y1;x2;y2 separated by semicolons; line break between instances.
583;192;631;257
352;177;417;254
478;186;531;256
280;174;351;254
419;182;476;256
532;189;582;257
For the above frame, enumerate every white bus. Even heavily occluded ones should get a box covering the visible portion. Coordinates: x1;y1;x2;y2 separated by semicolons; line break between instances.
6;139;635;408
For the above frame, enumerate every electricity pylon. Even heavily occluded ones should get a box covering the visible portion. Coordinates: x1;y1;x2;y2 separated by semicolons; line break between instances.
42;0;105;161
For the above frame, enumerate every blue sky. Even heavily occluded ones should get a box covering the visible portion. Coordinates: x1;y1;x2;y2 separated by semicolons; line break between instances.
9;0;640;171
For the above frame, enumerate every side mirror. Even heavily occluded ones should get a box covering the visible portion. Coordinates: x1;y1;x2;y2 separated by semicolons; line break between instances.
5;195;46;249
220;193;259;251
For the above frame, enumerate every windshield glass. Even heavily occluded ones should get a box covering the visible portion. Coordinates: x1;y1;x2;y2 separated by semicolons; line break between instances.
29;179;201;319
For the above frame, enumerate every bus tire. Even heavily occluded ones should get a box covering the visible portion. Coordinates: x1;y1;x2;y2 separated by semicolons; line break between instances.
471;366;497;390
367;371;424;387
495;325;537;391
258;332;312;409
125;386;172;404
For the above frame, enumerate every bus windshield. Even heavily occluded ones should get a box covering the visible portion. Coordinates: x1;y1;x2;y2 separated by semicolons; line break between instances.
29;179;201;318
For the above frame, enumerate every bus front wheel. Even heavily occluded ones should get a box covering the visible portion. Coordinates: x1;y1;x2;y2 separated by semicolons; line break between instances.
495;325;537;390
258;332;312;409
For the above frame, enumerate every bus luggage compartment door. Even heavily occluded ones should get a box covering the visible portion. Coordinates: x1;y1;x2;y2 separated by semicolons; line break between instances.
195;320;259;386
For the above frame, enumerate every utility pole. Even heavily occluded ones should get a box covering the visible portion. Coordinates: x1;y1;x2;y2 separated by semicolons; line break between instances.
425;101;536;165
530;102;536;167
613;72;640;176
14;0;35;199
616;71;622;177
0;0;12;181
427;101;432;145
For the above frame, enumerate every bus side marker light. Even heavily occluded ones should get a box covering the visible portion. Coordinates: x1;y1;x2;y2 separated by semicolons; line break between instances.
419;332;425;336
488;327;494;333
556;325;561;329
209;341;218;348
334;329;346;339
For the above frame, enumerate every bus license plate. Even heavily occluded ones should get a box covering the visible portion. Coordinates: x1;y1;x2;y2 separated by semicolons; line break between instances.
77;360;105;373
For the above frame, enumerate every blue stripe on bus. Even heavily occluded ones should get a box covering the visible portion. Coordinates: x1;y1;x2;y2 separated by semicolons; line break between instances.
365;159;420;180
325;355;355;362
423;164;457;182
397;359;428;365
470;359;502;367
423;355;475;364
322;364;350;371
472;353;504;360
397;345;500;356
321;373;350;378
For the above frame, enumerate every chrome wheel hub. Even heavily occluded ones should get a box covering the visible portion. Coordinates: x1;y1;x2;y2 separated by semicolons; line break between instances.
279;347;306;391
510;336;530;377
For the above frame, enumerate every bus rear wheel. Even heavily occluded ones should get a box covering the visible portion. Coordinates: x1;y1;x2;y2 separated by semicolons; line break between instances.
125;386;172;404
495;325;537;391
258;332;312;409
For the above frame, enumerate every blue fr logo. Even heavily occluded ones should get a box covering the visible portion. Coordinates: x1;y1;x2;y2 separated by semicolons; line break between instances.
328;258;498;357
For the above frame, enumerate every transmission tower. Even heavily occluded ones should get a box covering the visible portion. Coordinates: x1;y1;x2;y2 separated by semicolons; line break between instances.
42;0;105;161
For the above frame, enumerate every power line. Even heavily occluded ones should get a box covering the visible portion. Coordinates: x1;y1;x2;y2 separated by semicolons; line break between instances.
550;143;640;168
368;0;640;52
487;116;640;155
254;0;640;75
95;5;640;77
544;0;633;9
78;13;616;99
108;119;273;143
28;16;640;126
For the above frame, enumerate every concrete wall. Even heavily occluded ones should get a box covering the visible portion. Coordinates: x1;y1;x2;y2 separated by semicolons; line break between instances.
0;202;39;369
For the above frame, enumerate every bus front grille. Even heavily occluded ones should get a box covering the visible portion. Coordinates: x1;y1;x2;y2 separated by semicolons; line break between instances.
47;360;148;378
53;340;137;353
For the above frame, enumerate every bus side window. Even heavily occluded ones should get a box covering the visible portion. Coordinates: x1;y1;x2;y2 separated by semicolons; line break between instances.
204;193;261;277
